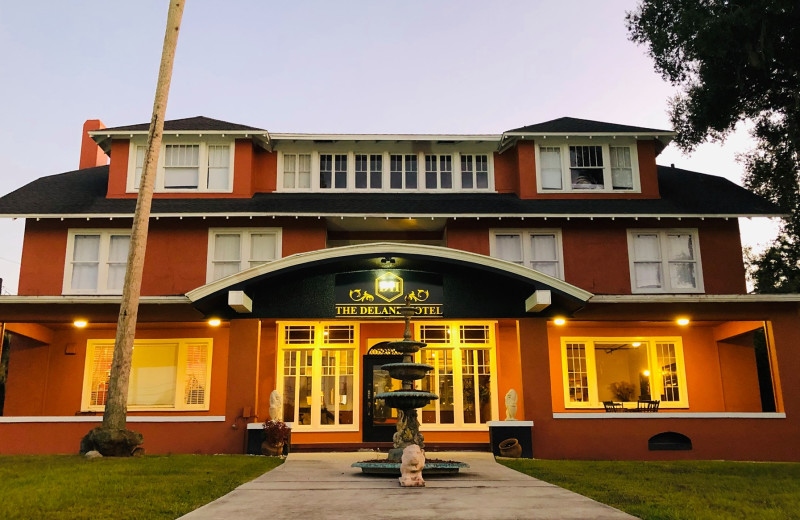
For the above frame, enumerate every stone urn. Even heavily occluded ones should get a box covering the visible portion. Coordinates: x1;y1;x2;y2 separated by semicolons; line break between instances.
498;438;523;458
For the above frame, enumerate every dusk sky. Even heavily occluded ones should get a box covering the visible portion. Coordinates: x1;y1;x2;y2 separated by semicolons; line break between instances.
0;0;778;294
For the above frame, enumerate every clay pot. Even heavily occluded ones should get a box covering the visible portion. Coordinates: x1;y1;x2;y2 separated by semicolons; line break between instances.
498;438;523;458
261;441;284;457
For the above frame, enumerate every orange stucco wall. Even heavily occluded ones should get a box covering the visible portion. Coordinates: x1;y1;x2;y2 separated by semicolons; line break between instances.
18;218;328;296
493;150;518;194
104;139;278;199
4;323;230;417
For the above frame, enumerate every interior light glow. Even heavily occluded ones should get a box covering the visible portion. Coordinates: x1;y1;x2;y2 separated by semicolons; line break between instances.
632;342;641;347
643;370;651;377
677;318;690;326
73;320;88;328
208;318;222;327
553;317;566;326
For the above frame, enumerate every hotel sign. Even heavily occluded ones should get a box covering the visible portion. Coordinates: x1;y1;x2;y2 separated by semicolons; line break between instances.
334;270;443;318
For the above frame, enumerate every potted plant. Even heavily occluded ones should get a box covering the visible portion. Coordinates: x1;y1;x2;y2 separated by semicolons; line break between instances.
261;419;290;456
609;381;636;402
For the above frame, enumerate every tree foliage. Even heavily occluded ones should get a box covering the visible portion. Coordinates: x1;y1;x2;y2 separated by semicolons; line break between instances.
626;0;800;293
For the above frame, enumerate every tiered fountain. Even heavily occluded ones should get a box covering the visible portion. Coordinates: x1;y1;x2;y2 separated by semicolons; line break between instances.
352;297;468;476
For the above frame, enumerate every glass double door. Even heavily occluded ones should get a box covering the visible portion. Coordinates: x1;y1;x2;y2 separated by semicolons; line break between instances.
362;354;403;442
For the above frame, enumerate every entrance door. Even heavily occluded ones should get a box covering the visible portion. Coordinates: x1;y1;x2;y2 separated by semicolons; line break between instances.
362;341;403;442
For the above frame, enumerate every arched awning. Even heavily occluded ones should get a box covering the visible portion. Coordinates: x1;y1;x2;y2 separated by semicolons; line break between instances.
187;243;592;320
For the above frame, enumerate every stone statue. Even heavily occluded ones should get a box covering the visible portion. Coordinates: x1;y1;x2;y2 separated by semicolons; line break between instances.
269;390;283;421
505;388;518;420
398;444;426;487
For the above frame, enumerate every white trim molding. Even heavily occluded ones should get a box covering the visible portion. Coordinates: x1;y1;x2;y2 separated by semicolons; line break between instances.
553;412;786;419
0;415;226;423
187;242;594;303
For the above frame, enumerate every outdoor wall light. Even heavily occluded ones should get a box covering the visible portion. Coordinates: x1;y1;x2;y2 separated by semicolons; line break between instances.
73;320;88;328
553;317;566;326
208;318;222;327
632;342;642;347
677;317;690;326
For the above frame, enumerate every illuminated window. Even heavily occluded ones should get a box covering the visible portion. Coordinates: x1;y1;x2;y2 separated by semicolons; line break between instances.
417;322;498;428
278;322;358;431
560;337;688;409
82;339;212;411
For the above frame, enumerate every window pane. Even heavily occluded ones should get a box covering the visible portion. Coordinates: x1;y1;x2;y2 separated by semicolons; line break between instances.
164;167;199;189
569;145;604;189
107;235;130;291
370;155;382;188
89;344;113;406
129;343;178;406
207;145;230;190
214;234;241;261
594;342;650;402
323;325;354;344
667;234;695;260
540;147;562;189
390;155;402;189
164;145;199;189
669;262;697;289
334;154;347;189
461;156;474;189
419;325;449;343
475;155;488;189
320;154;332;189
405;155;417;189
72;235;100;290
565;343;589;402
285;325;315;344
610;146;633;190
355;154;367;189
462;349;491;423
420;349;454;424
460;325;489;344
73;235;100;262
184;343;209;406
134;146;146;188
633;234;661;261
213;262;240;280
656;342;681;402
531;261;558;277
495;234;522;264
284;154;297;188
298;154;311;189
531;234;557;261
635;262;663;289
250;233;276;266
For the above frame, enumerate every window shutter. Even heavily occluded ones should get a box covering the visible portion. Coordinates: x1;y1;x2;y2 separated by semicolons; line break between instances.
184;343;209;406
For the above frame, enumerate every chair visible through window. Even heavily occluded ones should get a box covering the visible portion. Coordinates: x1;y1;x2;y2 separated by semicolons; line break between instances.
603;401;624;412
636;399;660;412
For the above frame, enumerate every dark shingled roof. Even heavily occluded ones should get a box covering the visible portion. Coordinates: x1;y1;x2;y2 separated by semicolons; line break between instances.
507;117;672;134
102;116;265;133
0;165;778;217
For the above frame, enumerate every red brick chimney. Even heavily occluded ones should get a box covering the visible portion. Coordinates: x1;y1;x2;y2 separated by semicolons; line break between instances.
79;119;108;169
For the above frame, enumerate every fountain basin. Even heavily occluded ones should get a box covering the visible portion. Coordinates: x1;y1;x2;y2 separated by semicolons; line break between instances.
376;390;438;409
352;459;470;475
384;340;427;354
381;362;434;381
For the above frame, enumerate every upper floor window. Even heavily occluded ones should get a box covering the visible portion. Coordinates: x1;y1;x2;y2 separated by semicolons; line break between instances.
63;229;131;295
207;228;282;282
627;229;703;293
129;140;233;193
536;142;639;192
277;150;494;192
489;229;564;279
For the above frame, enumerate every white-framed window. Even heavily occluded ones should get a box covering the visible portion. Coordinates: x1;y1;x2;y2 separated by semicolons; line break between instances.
425;154;453;190
320;154;348;189
390;154;418;190
63;229;131;295
206;228;282;282
460;154;489;189
560;337;688;409
489;229;564;279
415;322;499;429
535;141;640;192
627;229;704;293
128;140;234;193
355;154;383;189
277;322;359;431
276;150;494;193
283;153;312;189
81;338;213;411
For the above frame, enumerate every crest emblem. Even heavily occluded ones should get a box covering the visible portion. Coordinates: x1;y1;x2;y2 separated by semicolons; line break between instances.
375;272;403;302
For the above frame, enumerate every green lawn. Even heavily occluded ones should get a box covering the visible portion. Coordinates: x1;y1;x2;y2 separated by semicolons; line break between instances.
0;454;282;520
499;459;800;520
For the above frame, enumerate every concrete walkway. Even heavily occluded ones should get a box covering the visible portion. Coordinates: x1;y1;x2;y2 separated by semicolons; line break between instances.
180;452;636;520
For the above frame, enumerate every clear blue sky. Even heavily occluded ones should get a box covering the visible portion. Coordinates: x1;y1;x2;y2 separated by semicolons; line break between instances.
0;0;777;294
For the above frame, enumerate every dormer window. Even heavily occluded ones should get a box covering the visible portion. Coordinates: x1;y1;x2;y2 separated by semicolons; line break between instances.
128;140;233;193
536;141;639;193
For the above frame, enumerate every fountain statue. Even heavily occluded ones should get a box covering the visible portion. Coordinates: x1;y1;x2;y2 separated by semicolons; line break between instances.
352;295;468;481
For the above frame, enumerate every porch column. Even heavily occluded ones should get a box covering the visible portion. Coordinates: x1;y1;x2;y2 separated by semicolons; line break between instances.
517;318;553;457
224;319;261;453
